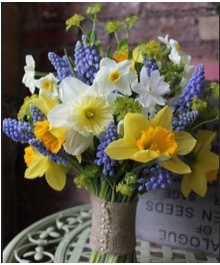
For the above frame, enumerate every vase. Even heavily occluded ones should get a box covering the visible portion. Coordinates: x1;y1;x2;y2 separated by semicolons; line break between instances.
88;194;138;263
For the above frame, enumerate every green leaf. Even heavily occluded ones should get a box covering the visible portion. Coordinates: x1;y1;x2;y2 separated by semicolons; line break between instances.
117;38;128;52
107;46;112;58
64;49;76;77
134;62;144;77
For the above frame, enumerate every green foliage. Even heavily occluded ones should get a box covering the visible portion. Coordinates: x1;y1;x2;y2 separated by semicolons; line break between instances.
160;61;184;95
209;82;219;100
143;40;162;60
65;14;85;31
17;94;38;124
113;95;143;122
86;3;102;15
191;98;208;112
74;174;89;189
116;172;137;197
105;20;123;34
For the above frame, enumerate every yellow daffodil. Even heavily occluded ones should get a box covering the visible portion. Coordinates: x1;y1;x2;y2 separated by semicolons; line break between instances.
181;130;219;197
32;92;58;115
105;106;196;174
34;119;66;153
24;146;67;191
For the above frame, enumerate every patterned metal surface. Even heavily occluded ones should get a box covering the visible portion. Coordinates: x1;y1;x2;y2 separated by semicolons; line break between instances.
3;204;219;263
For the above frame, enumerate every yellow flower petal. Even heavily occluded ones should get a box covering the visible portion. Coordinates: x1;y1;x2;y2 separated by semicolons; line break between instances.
105;139;138;160
195;130;216;155
150;106;172;131
32;92;57;115
130;149;160;163
24;146;35;166
34;120;66;153
45;162;66;191
206;170;218;183
197;151;219;173
180;174;192;197
160;154;191;174
181;165;207;197
174;131;196;155
124;112;149;144
25;155;49;179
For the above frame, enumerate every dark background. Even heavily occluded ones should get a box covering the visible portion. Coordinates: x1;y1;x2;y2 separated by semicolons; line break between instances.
1;2;219;249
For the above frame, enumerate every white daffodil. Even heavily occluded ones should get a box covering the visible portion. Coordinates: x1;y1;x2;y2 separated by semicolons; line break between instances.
158;35;181;65
47;77;113;157
180;54;194;87
158;35;194;87
35;73;59;100
94;58;137;96
22;55;36;93
132;67;170;113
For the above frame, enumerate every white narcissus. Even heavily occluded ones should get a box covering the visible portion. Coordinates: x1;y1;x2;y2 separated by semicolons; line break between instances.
22;55;36;93
158;35;181;65
132;67;170;114
94;58;137;96
47;77;113;157
35;73;59;100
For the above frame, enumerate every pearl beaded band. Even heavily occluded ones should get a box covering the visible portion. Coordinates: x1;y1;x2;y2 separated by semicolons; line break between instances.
89;195;137;255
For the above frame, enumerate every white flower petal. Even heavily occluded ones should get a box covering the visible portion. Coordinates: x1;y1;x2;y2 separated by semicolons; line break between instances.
59;77;89;103
25;55;35;69
63;128;93;156
48;104;72;127
100;57;116;69
116;78;132;95
118;60;131;75
140;67;149;84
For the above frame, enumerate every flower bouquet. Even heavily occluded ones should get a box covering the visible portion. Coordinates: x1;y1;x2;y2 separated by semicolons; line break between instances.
3;4;219;263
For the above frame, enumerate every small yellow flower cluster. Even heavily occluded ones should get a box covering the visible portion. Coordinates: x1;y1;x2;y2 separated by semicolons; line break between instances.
105;21;122;34
66;14;85;31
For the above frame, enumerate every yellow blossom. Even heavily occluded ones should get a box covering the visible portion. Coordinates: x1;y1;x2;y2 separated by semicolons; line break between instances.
114;49;129;62
105;106;196;174
181;130;219;197
24;146;67;191
34;119;66;153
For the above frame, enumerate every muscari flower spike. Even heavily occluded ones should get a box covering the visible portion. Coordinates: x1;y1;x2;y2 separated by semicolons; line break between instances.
30;105;45;123
48;52;73;80
29;138;67;166
94;121;119;177
3;118;34;144
174;64;205;112
143;57;159;77
172;110;198;131
138;165;176;192
74;35;102;85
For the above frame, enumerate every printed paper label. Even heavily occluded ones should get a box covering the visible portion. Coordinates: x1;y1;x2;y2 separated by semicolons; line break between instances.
136;180;219;257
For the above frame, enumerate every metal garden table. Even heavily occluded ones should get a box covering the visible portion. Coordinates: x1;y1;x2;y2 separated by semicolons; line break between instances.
3;204;219;263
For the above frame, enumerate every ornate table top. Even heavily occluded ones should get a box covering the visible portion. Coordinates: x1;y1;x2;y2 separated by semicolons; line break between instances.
3;204;219;263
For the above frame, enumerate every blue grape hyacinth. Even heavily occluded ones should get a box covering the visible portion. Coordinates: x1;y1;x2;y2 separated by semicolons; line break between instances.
3;118;34;144
29;138;67;166
174;64;205;112
30;105;45;123
138;165;176;192
74;35;102;85
94;121;119;177
143;57;159;77
172;110;198;131
48;52;73;80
